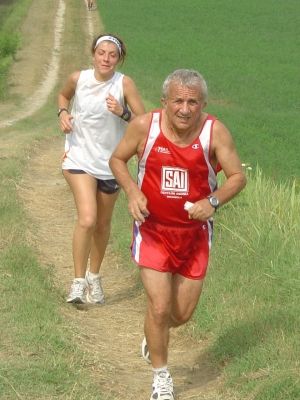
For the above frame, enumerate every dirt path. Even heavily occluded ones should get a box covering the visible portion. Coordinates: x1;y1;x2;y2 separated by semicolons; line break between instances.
19;138;222;399
3;0;223;398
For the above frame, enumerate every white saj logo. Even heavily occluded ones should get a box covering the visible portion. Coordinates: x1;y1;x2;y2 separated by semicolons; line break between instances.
161;166;188;194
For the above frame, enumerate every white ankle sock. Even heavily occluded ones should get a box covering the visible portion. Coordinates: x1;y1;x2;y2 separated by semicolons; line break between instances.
88;271;100;278
152;365;168;374
75;277;85;283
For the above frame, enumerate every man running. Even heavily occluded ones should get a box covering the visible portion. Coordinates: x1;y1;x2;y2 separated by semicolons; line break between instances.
109;69;246;400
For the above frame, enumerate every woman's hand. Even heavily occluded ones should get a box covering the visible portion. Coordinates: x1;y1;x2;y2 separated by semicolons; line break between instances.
106;93;124;116
60;113;74;134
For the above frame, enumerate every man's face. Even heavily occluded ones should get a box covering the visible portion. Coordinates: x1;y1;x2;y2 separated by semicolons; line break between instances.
161;82;206;132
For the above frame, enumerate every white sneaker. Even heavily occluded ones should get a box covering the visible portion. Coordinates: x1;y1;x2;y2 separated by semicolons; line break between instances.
66;279;86;303
150;371;174;400
142;337;151;364
86;272;105;304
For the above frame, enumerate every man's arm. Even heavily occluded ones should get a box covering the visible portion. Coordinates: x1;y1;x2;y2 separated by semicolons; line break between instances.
211;119;247;202
109;113;151;223
188;119;246;220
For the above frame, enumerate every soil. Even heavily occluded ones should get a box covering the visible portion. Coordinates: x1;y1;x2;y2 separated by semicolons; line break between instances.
1;0;224;398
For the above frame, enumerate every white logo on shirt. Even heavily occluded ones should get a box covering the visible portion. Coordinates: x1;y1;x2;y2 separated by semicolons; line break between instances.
192;144;200;149
156;147;171;154
161;166;188;193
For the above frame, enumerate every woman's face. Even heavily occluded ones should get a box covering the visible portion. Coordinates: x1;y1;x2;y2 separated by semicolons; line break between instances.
93;41;120;81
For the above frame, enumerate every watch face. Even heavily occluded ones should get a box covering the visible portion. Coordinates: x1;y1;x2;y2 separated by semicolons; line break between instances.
209;196;219;208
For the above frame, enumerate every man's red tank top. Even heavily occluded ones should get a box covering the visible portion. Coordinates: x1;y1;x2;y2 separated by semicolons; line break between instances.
137;110;219;226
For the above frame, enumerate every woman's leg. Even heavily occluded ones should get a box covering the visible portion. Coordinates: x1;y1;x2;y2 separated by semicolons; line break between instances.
63;171;98;278
89;189;120;273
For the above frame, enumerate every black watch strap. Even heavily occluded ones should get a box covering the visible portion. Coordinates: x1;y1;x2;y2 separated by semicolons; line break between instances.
58;108;68;117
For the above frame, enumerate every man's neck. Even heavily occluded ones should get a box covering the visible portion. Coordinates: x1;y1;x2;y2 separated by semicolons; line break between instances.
162;110;207;147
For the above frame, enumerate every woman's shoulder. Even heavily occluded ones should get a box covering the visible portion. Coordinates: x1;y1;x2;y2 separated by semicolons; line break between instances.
78;69;94;80
121;74;138;91
73;70;96;88
69;69;93;82
111;71;124;83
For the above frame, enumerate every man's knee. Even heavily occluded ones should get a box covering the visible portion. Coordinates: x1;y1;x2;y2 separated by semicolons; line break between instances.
149;301;171;325
170;311;192;327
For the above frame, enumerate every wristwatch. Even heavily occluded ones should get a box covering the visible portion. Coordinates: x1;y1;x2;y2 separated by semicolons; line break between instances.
57;108;68;117
207;195;220;211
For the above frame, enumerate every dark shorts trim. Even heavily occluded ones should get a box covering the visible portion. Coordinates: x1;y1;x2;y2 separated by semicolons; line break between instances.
67;169;120;194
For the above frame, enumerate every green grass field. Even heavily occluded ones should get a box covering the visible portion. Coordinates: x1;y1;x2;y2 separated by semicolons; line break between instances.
98;0;300;184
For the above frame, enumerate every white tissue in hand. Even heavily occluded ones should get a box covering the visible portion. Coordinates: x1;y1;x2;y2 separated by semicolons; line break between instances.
184;201;194;211
184;200;214;221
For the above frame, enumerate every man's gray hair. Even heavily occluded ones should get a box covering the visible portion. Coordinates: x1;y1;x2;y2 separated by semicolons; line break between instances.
162;69;207;102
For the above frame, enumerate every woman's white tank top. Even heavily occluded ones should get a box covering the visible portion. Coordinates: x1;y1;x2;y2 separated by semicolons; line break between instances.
62;70;126;180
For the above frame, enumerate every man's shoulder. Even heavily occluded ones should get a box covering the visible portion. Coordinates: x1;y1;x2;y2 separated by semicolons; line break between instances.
151;109;163;114
210;117;228;134
207;113;218;120
135;110;162;131
135;110;156;124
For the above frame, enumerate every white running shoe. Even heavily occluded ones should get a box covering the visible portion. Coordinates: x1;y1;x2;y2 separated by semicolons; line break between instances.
86;272;105;304
150;371;175;400
142;337;151;364
66;279;86;303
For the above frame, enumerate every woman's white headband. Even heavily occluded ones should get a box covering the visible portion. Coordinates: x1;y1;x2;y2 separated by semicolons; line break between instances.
94;36;122;55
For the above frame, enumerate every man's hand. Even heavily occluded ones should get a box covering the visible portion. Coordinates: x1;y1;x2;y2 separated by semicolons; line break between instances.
186;199;215;221
127;188;150;223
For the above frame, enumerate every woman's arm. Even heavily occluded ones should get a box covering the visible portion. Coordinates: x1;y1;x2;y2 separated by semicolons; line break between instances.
105;75;145;122
122;75;146;120
58;71;80;133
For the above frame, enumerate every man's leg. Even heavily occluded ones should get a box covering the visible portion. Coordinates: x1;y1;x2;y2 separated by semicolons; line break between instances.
140;268;203;400
140;267;172;369
169;274;204;328
140;268;204;366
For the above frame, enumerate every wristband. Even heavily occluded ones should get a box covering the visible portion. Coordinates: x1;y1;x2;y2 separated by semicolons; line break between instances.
58;108;69;117
120;107;131;121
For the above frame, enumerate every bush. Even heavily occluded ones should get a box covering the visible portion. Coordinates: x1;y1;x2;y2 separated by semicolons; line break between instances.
0;31;21;58
0;54;13;100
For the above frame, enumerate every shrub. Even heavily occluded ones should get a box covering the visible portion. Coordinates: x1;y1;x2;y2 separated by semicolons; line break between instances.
0;54;13;100
0;31;21;58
